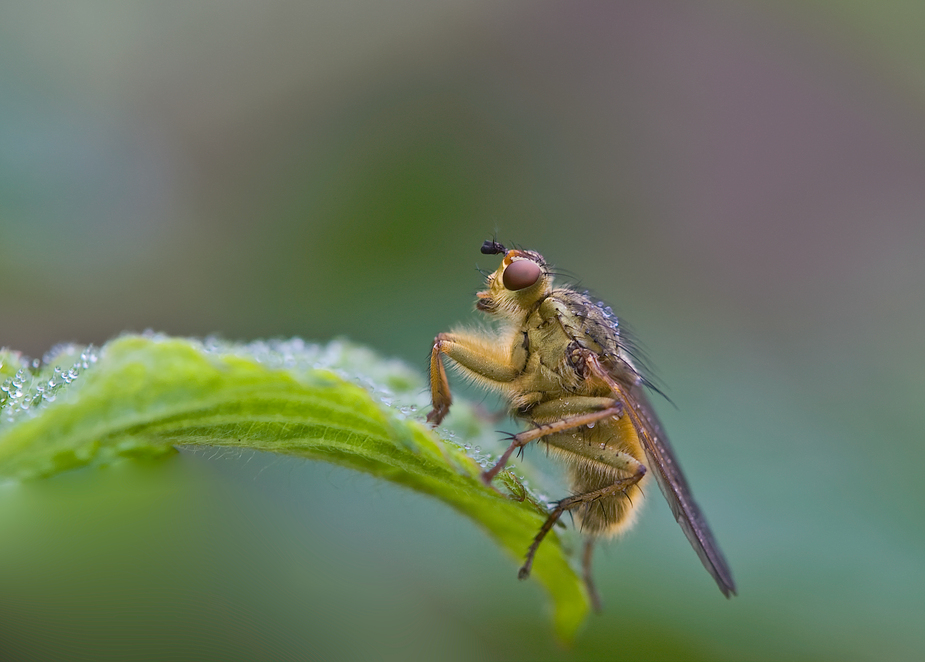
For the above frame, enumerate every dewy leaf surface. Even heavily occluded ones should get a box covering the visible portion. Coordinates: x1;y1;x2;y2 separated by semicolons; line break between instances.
0;334;590;640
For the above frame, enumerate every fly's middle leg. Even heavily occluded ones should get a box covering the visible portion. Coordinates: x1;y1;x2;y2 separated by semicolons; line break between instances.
480;396;624;484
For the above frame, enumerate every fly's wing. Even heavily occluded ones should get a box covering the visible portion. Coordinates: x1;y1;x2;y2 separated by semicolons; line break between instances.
586;355;736;597
629;386;736;597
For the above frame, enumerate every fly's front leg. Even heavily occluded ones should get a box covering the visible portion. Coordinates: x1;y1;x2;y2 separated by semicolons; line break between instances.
427;334;454;425
426;332;522;425
519;453;646;581
480;397;623;484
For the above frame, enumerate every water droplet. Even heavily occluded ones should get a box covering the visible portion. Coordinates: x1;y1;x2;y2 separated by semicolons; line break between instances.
587;421;595;429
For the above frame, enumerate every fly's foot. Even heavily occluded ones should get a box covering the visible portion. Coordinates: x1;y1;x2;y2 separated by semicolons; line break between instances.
426;402;450;426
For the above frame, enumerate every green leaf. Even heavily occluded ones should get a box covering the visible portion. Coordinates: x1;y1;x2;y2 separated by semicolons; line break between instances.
0;334;590;640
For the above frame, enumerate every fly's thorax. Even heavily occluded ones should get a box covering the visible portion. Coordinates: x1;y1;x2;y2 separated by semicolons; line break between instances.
512;291;621;396
524;305;574;367
508;312;584;403
551;290;623;358
545;288;647;393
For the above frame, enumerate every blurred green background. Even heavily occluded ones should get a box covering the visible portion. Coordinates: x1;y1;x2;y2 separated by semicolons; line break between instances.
2;2;924;660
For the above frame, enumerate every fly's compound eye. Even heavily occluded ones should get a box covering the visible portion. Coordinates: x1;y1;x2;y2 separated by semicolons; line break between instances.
502;260;542;291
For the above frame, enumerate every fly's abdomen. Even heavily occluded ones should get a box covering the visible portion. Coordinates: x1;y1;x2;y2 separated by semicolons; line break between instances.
567;461;647;536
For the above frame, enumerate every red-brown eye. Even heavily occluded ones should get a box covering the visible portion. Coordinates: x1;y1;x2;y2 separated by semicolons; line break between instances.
502;260;541;291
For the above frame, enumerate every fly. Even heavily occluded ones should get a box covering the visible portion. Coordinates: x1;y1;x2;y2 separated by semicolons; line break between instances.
427;240;736;609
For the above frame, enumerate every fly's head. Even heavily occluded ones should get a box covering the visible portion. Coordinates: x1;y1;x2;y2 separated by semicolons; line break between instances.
476;240;551;319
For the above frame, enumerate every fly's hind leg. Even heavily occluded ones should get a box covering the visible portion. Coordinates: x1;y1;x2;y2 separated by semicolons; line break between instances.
518;452;646;582
583;537;603;613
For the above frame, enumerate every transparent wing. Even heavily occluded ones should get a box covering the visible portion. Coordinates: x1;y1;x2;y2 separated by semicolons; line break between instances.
588;356;736;597
630;386;736;597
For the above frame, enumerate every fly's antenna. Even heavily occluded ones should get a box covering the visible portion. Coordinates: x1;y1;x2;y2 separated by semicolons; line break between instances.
481;239;507;255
